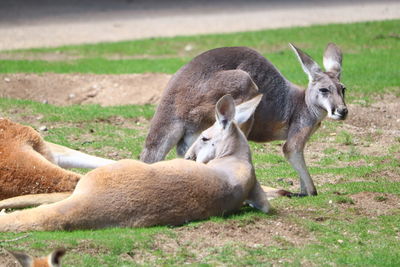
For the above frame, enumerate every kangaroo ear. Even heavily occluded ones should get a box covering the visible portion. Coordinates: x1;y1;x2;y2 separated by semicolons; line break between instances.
289;43;322;81
323;43;342;79
216;94;235;129
49;248;66;266
7;250;33;267
234;94;263;125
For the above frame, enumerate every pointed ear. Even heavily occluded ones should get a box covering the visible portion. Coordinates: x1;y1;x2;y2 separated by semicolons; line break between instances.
49;248;66;266
289;43;322;81
7;250;33;267
234;94;263;125
215;94;235;129
323;43;342;79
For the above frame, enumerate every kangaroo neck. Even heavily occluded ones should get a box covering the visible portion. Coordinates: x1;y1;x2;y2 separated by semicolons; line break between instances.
283;82;325;123
207;150;255;194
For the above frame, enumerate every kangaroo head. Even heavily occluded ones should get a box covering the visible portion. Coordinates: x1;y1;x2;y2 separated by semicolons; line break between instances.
185;94;262;163
290;43;348;120
7;248;66;267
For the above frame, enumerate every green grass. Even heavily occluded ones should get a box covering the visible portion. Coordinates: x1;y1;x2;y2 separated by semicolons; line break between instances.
0;97;155;122
1;20;400;266
0;58;187;75
1;20;400;97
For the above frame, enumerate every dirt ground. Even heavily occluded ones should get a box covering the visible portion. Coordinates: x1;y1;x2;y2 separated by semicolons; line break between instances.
0;73;171;106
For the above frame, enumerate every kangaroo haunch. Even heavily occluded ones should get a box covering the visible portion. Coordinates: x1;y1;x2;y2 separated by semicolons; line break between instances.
0;118;115;200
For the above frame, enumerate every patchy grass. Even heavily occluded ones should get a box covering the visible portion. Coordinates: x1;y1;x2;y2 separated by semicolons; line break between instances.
0;20;400;266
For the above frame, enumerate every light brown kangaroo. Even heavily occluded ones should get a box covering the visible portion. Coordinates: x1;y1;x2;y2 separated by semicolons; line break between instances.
0;118;115;200
0;95;276;232
141;43;347;196
6;248;66;267
0;116;287;210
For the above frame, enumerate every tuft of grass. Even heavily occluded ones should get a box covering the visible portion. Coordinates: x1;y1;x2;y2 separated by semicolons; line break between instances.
336;130;354;146
335;196;355;205
374;195;388;202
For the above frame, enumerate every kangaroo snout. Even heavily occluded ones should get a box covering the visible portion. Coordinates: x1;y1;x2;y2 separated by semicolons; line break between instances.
184;153;196;161
184;148;197;161
334;106;348;120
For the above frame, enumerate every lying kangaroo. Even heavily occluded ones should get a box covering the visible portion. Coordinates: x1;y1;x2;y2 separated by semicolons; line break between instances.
0;95;276;232
141;43;347;196
0;118;114;200
6;248;66;267
0;116;287;210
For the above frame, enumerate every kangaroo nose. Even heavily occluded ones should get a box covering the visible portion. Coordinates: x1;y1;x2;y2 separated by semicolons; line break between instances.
337;107;348;119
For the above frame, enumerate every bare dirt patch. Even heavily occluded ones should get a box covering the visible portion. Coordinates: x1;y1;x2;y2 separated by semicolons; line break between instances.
175;217;310;248
306;94;400;161
0;250;19;267
345;95;400;154
0;73;171;106
349;192;400;217
348;95;400;131
131;215;314;264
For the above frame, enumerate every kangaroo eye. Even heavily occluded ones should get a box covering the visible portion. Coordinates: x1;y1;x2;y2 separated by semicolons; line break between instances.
201;137;210;142
319;88;329;93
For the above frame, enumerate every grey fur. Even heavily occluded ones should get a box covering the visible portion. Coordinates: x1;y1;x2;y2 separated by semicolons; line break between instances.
141;44;347;196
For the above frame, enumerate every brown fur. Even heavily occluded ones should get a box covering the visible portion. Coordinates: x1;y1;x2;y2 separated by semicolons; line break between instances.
0;192;72;209
0;118;81;200
0;159;249;231
0;95;271;232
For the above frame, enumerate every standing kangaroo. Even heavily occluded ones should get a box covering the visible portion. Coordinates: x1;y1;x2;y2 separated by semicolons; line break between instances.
0;95;274;232
141;43;347;196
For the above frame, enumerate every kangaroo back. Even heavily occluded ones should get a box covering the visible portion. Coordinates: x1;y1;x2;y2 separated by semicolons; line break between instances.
141;47;287;163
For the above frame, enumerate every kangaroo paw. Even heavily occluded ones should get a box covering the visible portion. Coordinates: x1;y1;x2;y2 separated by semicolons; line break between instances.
287;192;317;197
276;189;294;197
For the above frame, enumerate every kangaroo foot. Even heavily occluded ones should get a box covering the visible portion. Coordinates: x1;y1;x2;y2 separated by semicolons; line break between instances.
276;189;294;197
288;191;318;197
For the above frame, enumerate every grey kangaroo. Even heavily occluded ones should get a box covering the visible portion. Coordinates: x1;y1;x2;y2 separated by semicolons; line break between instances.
141;43;347;196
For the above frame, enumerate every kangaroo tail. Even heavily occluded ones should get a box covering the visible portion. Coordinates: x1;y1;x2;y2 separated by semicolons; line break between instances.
0;192;72;210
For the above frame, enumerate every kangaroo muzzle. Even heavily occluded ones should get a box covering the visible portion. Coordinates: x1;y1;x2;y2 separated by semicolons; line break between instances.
332;105;348;120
